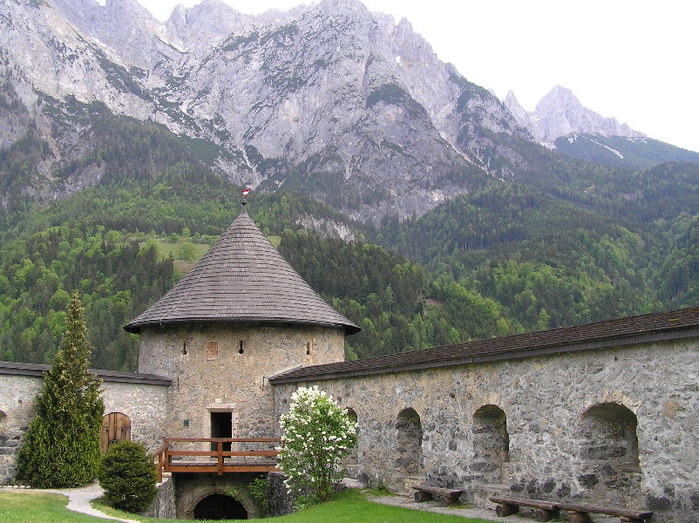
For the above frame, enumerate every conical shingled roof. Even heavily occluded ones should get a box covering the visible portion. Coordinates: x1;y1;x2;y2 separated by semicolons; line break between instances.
124;207;359;334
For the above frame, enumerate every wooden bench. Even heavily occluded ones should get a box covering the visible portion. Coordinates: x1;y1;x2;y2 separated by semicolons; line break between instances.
489;495;560;522
412;484;464;505
558;502;653;523
489;495;653;523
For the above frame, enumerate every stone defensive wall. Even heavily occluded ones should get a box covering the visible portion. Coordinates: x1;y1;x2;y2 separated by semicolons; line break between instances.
271;312;699;523
0;361;170;484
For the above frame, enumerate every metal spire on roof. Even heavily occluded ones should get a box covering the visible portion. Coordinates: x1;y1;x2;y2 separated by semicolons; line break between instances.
241;186;251;206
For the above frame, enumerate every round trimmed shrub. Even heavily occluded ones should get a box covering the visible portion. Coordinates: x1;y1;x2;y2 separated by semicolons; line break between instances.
99;440;158;513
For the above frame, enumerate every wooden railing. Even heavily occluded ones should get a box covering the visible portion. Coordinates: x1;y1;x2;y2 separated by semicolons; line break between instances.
152;437;281;482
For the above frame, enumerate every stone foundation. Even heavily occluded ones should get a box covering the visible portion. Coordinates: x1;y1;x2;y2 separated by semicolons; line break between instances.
144;475;176;519
173;472;267;519
267;471;296;516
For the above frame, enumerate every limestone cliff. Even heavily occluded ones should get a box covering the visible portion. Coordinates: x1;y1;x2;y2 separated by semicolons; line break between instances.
0;0;549;220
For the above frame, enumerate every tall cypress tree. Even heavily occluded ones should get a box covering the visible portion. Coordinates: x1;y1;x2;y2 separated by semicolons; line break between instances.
17;292;104;487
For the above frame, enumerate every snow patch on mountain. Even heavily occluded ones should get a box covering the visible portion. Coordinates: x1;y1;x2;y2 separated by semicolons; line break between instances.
591;139;624;159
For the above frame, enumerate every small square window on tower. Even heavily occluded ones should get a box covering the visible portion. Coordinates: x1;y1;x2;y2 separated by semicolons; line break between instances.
206;341;218;360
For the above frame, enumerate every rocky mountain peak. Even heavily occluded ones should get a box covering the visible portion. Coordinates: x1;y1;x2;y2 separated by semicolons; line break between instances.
539;84;576;101
534;85;584;118
503;90;533;135
168;0;242;23
318;0;371;14
506;85;645;145
53;0;177;70
0;0;532;221
104;0;151;16
166;0;252;54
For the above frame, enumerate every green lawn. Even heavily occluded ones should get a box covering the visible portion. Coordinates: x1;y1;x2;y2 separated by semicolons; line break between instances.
0;490;104;522
152;239;210;261
1;488;497;522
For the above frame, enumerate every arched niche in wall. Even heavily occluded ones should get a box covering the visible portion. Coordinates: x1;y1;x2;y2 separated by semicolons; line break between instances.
579;402;641;504
100;412;132;453
342;408;358;466
0;409;7;436
395;407;423;477
472;404;509;484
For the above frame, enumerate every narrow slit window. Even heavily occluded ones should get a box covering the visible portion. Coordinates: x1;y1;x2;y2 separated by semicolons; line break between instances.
239;340;244;354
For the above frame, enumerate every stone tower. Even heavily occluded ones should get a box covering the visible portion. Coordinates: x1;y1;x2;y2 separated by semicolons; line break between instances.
124;205;358;441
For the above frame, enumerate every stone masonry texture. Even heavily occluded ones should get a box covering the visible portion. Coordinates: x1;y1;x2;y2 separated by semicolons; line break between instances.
272;338;698;522
0;375;168;484
2;318;697;522
0;374;43;483
138;321;345;440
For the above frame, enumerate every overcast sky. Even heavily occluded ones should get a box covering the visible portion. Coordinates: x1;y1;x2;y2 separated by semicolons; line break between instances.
133;0;698;151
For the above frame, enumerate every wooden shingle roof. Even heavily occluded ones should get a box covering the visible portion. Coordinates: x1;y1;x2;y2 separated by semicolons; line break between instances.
269;306;699;383
0;360;171;386
124;207;359;334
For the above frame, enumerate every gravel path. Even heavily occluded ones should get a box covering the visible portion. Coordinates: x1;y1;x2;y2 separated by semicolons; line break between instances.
366;492;541;522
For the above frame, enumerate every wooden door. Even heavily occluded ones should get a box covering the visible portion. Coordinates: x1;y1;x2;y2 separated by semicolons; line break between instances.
101;412;132;453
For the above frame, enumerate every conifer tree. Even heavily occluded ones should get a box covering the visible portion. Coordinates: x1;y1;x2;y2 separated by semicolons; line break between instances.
16;292;104;487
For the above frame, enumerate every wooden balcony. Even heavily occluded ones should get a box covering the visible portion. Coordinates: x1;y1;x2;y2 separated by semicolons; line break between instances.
153;437;281;481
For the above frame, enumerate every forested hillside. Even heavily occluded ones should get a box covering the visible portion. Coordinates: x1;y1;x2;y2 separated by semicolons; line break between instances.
1;115;697;370
0;228;172;369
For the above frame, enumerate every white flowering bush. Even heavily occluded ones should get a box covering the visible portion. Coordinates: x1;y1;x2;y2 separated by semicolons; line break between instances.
278;386;358;505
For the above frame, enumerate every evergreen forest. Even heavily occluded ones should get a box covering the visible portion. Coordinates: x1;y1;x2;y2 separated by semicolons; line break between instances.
1;114;697;370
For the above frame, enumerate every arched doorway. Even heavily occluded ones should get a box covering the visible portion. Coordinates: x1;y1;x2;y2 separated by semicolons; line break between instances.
395;407;423;476
472;404;509;484
100;412;131;453
193;493;248;520
579;402;641;505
